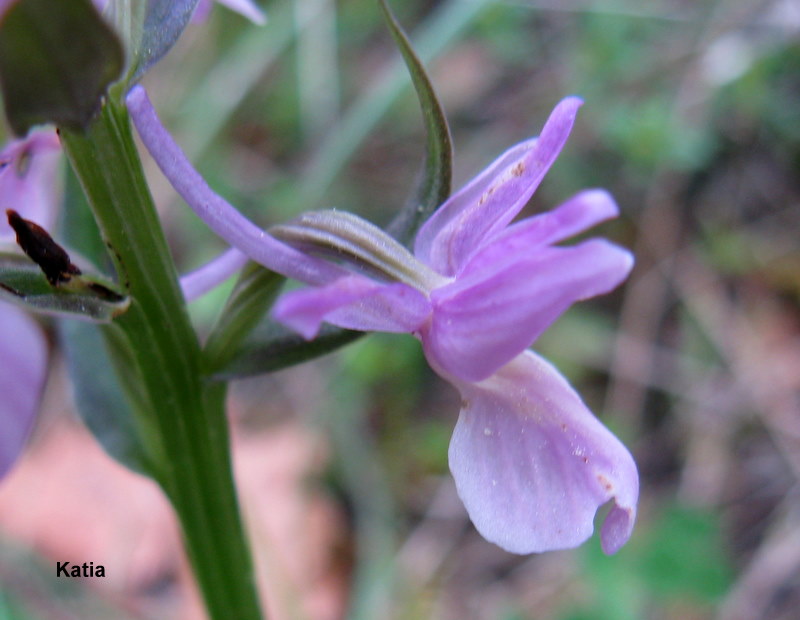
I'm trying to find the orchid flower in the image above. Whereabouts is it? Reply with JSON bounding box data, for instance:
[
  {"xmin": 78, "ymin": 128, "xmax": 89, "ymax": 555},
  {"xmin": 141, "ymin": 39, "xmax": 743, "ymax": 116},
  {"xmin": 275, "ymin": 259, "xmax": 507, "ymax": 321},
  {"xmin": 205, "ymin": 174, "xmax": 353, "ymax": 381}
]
[{"xmin": 127, "ymin": 85, "xmax": 639, "ymax": 554}]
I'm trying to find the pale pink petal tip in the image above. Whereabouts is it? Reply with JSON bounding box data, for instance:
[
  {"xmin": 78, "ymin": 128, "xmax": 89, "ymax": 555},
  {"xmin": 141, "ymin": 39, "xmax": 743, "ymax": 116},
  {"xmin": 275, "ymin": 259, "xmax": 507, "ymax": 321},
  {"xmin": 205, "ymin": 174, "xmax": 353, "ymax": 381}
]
[{"xmin": 601, "ymin": 503, "xmax": 636, "ymax": 555}]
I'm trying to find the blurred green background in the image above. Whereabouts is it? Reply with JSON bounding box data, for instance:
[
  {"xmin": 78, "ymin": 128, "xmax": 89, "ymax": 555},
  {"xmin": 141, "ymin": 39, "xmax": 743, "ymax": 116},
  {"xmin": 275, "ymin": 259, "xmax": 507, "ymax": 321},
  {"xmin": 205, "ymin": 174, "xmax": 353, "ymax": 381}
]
[{"xmin": 1, "ymin": 0, "xmax": 799, "ymax": 618}]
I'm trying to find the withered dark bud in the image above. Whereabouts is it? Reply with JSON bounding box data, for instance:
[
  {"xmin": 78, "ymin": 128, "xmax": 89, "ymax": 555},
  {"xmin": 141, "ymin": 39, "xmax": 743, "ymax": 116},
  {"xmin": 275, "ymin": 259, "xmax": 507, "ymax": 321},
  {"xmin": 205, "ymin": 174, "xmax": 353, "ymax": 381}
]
[{"xmin": 6, "ymin": 209, "xmax": 82, "ymax": 285}]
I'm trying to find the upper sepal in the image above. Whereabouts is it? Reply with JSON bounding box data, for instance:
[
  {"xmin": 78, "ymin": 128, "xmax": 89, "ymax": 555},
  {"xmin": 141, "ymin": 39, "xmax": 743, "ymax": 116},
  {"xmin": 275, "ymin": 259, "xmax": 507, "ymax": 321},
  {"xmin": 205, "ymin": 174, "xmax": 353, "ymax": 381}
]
[
  {"xmin": 420, "ymin": 188, "xmax": 632, "ymax": 383},
  {"xmin": 415, "ymin": 97, "xmax": 583, "ymax": 276}
]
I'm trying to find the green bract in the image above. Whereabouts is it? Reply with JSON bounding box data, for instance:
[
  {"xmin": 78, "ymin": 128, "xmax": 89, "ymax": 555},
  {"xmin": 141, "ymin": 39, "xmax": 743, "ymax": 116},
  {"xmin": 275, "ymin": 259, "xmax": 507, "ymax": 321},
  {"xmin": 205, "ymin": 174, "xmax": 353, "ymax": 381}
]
[{"xmin": 0, "ymin": 252, "xmax": 129, "ymax": 321}]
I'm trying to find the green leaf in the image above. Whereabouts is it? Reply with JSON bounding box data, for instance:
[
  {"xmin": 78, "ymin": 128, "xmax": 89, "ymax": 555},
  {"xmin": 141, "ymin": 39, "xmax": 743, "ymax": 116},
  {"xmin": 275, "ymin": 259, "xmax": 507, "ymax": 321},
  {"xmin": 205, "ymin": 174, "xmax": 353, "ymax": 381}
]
[
  {"xmin": 0, "ymin": 253, "xmax": 130, "ymax": 321},
  {"xmin": 203, "ymin": 262, "xmax": 286, "ymax": 374},
  {"xmin": 213, "ymin": 321, "xmax": 362, "ymax": 380},
  {"xmin": 0, "ymin": 0, "xmax": 124, "ymax": 135},
  {"xmin": 59, "ymin": 320, "xmax": 149, "ymax": 475},
  {"xmin": 378, "ymin": 0, "xmax": 453, "ymax": 245}
]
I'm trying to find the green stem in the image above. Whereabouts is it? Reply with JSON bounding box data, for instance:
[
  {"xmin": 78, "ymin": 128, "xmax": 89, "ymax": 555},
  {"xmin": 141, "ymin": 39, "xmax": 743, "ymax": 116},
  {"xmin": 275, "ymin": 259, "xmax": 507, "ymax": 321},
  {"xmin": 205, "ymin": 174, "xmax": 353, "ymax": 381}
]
[{"xmin": 61, "ymin": 100, "xmax": 263, "ymax": 620}]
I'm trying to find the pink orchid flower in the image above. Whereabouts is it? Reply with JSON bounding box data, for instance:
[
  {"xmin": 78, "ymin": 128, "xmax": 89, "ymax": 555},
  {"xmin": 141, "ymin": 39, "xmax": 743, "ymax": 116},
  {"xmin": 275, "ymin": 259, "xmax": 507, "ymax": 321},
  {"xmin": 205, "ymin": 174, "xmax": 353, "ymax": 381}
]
[{"xmin": 127, "ymin": 85, "xmax": 639, "ymax": 554}]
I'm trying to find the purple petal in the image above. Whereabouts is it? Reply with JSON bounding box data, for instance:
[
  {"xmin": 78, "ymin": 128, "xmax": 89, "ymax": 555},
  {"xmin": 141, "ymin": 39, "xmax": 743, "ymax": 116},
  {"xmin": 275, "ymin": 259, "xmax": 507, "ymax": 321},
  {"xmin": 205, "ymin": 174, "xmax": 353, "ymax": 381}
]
[
  {"xmin": 125, "ymin": 85, "xmax": 346, "ymax": 287},
  {"xmin": 0, "ymin": 304, "xmax": 47, "ymax": 479},
  {"xmin": 459, "ymin": 189, "xmax": 620, "ymax": 278},
  {"xmin": 0, "ymin": 131, "xmax": 61, "ymax": 241},
  {"xmin": 415, "ymin": 98, "xmax": 582, "ymax": 276},
  {"xmin": 273, "ymin": 276, "xmax": 431, "ymax": 339},
  {"xmin": 446, "ymin": 350, "xmax": 638, "ymax": 554},
  {"xmin": 179, "ymin": 247, "xmax": 248, "ymax": 302},
  {"xmin": 423, "ymin": 239, "xmax": 633, "ymax": 382}
]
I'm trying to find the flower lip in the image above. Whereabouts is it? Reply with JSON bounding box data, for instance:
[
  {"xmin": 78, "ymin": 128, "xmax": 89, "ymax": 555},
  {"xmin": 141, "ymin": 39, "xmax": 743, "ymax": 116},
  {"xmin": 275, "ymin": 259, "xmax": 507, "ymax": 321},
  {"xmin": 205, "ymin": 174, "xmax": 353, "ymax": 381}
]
[{"xmin": 447, "ymin": 350, "xmax": 638, "ymax": 554}]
